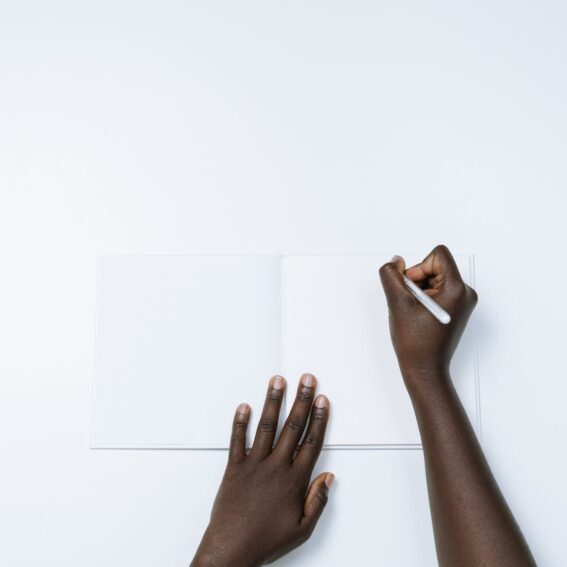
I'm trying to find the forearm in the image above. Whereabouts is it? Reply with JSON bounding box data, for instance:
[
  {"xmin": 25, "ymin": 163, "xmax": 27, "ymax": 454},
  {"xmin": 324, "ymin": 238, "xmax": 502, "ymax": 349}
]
[{"xmin": 406, "ymin": 370, "xmax": 535, "ymax": 567}]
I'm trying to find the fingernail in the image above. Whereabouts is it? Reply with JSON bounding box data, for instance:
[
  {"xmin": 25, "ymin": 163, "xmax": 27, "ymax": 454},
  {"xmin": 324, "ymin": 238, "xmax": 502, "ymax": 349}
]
[
  {"xmin": 237, "ymin": 403, "xmax": 250, "ymax": 416},
  {"xmin": 325, "ymin": 473, "xmax": 335, "ymax": 489},
  {"xmin": 272, "ymin": 376, "xmax": 284, "ymax": 390},
  {"xmin": 314, "ymin": 394, "xmax": 329, "ymax": 408},
  {"xmin": 301, "ymin": 373, "xmax": 316, "ymax": 387},
  {"xmin": 391, "ymin": 255, "xmax": 403, "ymax": 263}
]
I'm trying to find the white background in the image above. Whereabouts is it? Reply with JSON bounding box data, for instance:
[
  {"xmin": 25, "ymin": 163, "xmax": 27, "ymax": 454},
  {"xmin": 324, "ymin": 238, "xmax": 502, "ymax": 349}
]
[{"xmin": 1, "ymin": 1, "xmax": 566, "ymax": 565}]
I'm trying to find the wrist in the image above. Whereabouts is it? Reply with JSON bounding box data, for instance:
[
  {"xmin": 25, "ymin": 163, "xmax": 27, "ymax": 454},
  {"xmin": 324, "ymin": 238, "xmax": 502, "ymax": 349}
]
[
  {"xmin": 191, "ymin": 527, "xmax": 260, "ymax": 567},
  {"xmin": 191, "ymin": 547, "xmax": 232, "ymax": 567},
  {"xmin": 191, "ymin": 552, "xmax": 226, "ymax": 567},
  {"xmin": 192, "ymin": 547, "xmax": 250, "ymax": 567},
  {"xmin": 400, "ymin": 365, "xmax": 451, "ymax": 395}
]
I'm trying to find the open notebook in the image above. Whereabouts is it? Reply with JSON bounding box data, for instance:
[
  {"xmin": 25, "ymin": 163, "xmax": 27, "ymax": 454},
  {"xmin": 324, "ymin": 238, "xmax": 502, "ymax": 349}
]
[{"xmin": 91, "ymin": 255, "xmax": 479, "ymax": 449}]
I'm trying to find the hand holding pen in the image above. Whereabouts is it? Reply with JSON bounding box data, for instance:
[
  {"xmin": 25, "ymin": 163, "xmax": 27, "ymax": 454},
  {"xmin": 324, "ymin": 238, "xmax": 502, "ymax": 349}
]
[
  {"xmin": 379, "ymin": 246, "xmax": 534, "ymax": 567},
  {"xmin": 379, "ymin": 244, "xmax": 478, "ymax": 382}
]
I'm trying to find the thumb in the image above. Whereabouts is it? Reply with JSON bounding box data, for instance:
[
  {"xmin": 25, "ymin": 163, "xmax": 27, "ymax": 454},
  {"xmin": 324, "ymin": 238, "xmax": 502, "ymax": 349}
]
[
  {"xmin": 379, "ymin": 255, "xmax": 407, "ymax": 305},
  {"xmin": 301, "ymin": 473, "xmax": 334, "ymax": 533}
]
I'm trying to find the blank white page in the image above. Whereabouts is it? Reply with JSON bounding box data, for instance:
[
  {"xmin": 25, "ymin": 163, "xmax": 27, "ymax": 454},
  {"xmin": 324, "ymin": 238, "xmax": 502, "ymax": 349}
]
[
  {"xmin": 91, "ymin": 255, "xmax": 282, "ymax": 448},
  {"xmin": 92, "ymin": 254, "xmax": 478, "ymax": 449},
  {"xmin": 282, "ymin": 255, "xmax": 479, "ymax": 447}
]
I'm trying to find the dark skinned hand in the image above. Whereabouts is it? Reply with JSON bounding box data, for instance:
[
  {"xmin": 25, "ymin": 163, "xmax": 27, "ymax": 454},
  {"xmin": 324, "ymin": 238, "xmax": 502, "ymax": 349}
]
[
  {"xmin": 379, "ymin": 244, "xmax": 478, "ymax": 381},
  {"xmin": 191, "ymin": 373, "xmax": 334, "ymax": 567},
  {"xmin": 379, "ymin": 245, "xmax": 535, "ymax": 567}
]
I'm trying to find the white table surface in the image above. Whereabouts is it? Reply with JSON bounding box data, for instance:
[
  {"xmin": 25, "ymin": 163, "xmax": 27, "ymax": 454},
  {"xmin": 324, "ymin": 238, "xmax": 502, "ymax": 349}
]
[{"xmin": 1, "ymin": 2, "xmax": 566, "ymax": 565}]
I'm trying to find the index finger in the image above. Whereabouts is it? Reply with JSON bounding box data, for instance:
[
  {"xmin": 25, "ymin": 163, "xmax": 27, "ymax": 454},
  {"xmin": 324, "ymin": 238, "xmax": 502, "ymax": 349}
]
[{"xmin": 378, "ymin": 255, "xmax": 408, "ymax": 306}]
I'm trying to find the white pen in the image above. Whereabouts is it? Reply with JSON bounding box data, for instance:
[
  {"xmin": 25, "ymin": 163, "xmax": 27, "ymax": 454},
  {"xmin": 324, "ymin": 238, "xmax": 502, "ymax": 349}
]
[{"xmin": 403, "ymin": 275, "xmax": 451, "ymax": 325}]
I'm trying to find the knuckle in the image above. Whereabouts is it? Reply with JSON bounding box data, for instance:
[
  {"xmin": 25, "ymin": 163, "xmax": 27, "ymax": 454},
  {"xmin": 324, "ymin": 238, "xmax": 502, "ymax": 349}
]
[
  {"xmin": 315, "ymin": 488, "xmax": 329, "ymax": 507},
  {"xmin": 286, "ymin": 418, "xmax": 305, "ymax": 432},
  {"xmin": 453, "ymin": 281, "xmax": 467, "ymax": 297},
  {"xmin": 259, "ymin": 419, "xmax": 277, "ymax": 434},
  {"xmin": 467, "ymin": 286, "xmax": 479, "ymax": 304},
  {"xmin": 379, "ymin": 262, "xmax": 396, "ymax": 277},
  {"xmin": 298, "ymin": 525, "xmax": 312, "ymax": 543},
  {"xmin": 297, "ymin": 389, "xmax": 314, "ymax": 402},
  {"xmin": 304, "ymin": 434, "xmax": 321, "ymax": 448},
  {"xmin": 267, "ymin": 391, "xmax": 282, "ymax": 403},
  {"xmin": 230, "ymin": 433, "xmax": 243, "ymax": 446},
  {"xmin": 311, "ymin": 409, "xmax": 327, "ymax": 423}
]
